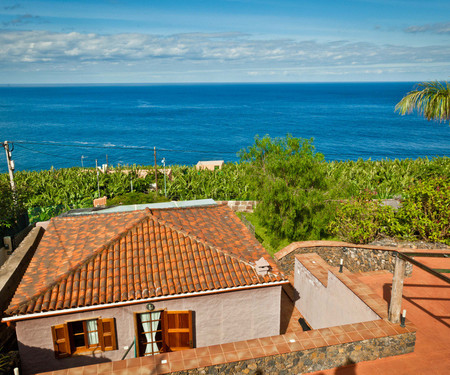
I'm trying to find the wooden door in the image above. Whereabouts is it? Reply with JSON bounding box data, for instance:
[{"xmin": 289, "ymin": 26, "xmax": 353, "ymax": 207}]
[{"xmin": 163, "ymin": 310, "xmax": 193, "ymax": 351}]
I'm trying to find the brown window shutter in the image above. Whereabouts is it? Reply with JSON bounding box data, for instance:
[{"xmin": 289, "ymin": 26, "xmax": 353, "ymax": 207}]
[
  {"xmin": 163, "ymin": 310, "xmax": 193, "ymax": 351},
  {"xmin": 51, "ymin": 324, "xmax": 71, "ymax": 358},
  {"xmin": 99, "ymin": 318, "xmax": 117, "ymax": 351}
]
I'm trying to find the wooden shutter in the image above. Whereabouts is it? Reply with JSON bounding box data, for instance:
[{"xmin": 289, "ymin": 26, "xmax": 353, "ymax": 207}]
[
  {"xmin": 163, "ymin": 310, "xmax": 193, "ymax": 351},
  {"xmin": 51, "ymin": 324, "xmax": 71, "ymax": 358},
  {"xmin": 99, "ymin": 318, "xmax": 117, "ymax": 351}
]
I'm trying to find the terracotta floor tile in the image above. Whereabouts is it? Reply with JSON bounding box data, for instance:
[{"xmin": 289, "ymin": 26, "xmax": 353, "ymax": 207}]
[
  {"xmin": 236, "ymin": 349, "xmax": 253, "ymax": 361},
  {"xmin": 335, "ymin": 332, "xmax": 352, "ymax": 344},
  {"xmin": 370, "ymin": 327, "xmax": 388, "ymax": 338},
  {"xmin": 196, "ymin": 355, "xmax": 213, "ymax": 367},
  {"xmin": 346, "ymin": 331, "xmax": 364, "ymax": 342},
  {"xmin": 311, "ymin": 337, "xmax": 328, "ymax": 348},
  {"xmin": 300, "ymin": 338, "xmax": 314, "ymax": 349},
  {"xmin": 287, "ymin": 340, "xmax": 304, "ymax": 351},
  {"xmin": 96, "ymin": 362, "xmax": 113, "ymax": 374},
  {"xmin": 276, "ymin": 342, "xmax": 291, "ymax": 354},
  {"xmin": 125, "ymin": 357, "xmax": 141, "ymax": 369},
  {"xmin": 233, "ymin": 340, "xmax": 249, "ymax": 350},
  {"xmin": 270, "ymin": 335, "xmax": 287, "ymax": 344},
  {"xmin": 166, "ymin": 350, "xmax": 183, "ymax": 362},
  {"xmin": 207, "ymin": 344, "xmax": 223, "ymax": 354},
  {"xmin": 307, "ymin": 329, "xmax": 322, "ymax": 339},
  {"xmin": 246, "ymin": 338, "xmax": 261, "ymax": 348},
  {"xmin": 249, "ymin": 346, "xmax": 265, "ymax": 358},
  {"xmin": 209, "ymin": 352, "xmax": 226, "ymax": 365},
  {"xmin": 82, "ymin": 365, "xmax": 98, "ymax": 375},
  {"xmin": 318, "ymin": 327, "xmax": 333, "ymax": 337},
  {"xmin": 221, "ymin": 342, "xmax": 236, "ymax": 353},
  {"xmin": 182, "ymin": 357, "xmax": 199, "ymax": 370},
  {"xmin": 194, "ymin": 346, "xmax": 210, "ymax": 357},
  {"xmin": 329, "ymin": 325, "xmax": 345, "ymax": 335},
  {"xmin": 168, "ymin": 360, "xmax": 185, "ymax": 373},
  {"xmin": 258, "ymin": 336, "xmax": 274, "ymax": 346},
  {"xmin": 359, "ymin": 329, "xmax": 375, "ymax": 340},
  {"xmin": 224, "ymin": 351, "xmax": 239, "ymax": 363},
  {"xmin": 362, "ymin": 320, "xmax": 378, "ymax": 329},
  {"xmin": 181, "ymin": 349, "xmax": 197, "ymax": 360},
  {"xmin": 262, "ymin": 344, "xmax": 278, "ymax": 356},
  {"xmin": 323, "ymin": 334, "xmax": 340, "ymax": 346}
]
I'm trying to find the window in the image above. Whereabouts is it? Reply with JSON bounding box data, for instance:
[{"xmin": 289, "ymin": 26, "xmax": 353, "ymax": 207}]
[
  {"xmin": 135, "ymin": 310, "xmax": 193, "ymax": 357},
  {"xmin": 51, "ymin": 318, "xmax": 117, "ymax": 358}
]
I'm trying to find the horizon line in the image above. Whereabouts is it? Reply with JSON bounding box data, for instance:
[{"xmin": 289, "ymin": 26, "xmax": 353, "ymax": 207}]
[{"xmin": 0, "ymin": 80, "xmax": 423, "ymax": 87}]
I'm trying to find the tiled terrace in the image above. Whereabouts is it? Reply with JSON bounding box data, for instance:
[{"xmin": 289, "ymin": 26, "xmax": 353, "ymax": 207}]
[
  {"xmin": 308, "ymin": 256, "xmax": 450, "ymax": 374},
  {"xmin": 39, "ymin": 256, "xmax": 417, "ymax": 375}
]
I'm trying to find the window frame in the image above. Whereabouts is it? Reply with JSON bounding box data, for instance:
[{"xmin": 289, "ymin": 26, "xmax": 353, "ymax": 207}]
[
  {"xmin": 51, "ymin": 317, "xmax": 117, "ymax": 358},
  {"xmin": 134, "ymin": 309, "xmax": 193, "ymax": 357},
  {"xmin": 134, "ymin": 310, "xmax": 166, "ymax": 357}
]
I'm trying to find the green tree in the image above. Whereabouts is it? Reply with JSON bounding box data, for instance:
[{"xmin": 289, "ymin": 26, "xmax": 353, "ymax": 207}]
[
  {"xmin": 239, "ymin": 134, "xmax": 334, "ymax": 242},
  {"xmin": 0, "ymin": 177, "xmax": 28, "ymax": 228},
  {"xmin": 395, "ymin": 81, "xmax": 450, "ymax": 124}
]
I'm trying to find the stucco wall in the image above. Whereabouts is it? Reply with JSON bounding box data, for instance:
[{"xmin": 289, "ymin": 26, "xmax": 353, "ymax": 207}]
[
  {"xmin": 294, "ymin": 259, "xmax": 379, "ymax": 329},
  {"xmin": 15, "ymin": 285, "xmax": 281, "ymax": 374}
]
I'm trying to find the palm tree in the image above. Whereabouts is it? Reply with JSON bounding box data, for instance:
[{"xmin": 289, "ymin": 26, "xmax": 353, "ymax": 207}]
[{"xmin": 395, "ymin": 81, "xmax": 450, "ymax": 124}]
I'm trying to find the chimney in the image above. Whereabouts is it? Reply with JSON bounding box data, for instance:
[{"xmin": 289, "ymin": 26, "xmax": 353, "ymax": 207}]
[
  {"xmin": 93, "ymin": 196, "xmax": 107, "ymax": 207},
  {"xmin": 255, "ymin": 257, "xmax": 271, "ymax": 276}
]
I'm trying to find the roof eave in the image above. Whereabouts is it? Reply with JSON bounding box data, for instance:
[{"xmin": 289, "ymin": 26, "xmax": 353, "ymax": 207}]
[{"xmin": 3, "ymin": 279, "xmax": 289, "ymax": 323}]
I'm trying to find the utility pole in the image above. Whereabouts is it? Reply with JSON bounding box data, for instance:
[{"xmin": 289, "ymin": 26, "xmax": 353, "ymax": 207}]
[
  {"xmin": 161, "ymin": 157, "xmax": 167, "ymax": 197},
  {"xmin": 3, "ymin": 141, "xmax": 17, "ymax": 199},
  {"xmin": 154, "ymin": 147, "xmax": 158, "ymax": 192},
  {"xmin": 95, "ymin": 159, "xmax": 100, "ymax": 197}
]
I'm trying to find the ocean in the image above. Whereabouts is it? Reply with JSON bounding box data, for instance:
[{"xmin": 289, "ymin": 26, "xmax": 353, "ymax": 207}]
[{"xmin": 0, "ymin": 83, "xmax": 449, "ymax": 173}]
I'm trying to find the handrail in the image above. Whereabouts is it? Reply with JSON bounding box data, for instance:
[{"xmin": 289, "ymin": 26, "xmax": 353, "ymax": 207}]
[
  {"xmin": 121, "ymin": 338, "xmax": 136, "ymax": 360},
  {"xmin": 397, "ymin": 251, "xmax": 450, "ymax": 283}
]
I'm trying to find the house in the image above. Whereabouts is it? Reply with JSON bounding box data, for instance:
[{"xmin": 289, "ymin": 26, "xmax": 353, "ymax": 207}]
[{"xmin": 2, "ymin": 203, "xmax": 288, "ymax": 374}]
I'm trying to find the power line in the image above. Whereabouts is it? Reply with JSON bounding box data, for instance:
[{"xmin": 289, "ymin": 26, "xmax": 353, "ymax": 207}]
[{"xmin": 14, "ymin": 143, "xmax": 80, "ymax": 161}]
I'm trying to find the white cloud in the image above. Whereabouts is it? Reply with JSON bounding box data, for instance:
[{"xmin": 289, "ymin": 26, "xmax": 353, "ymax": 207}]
[
  {"xmin": 404, "ymin": 22, "xmax": 450, "ymax": 35},
  {"xmin": 0, "ymin": 30, "xmax": 449, "ymax": 82}
]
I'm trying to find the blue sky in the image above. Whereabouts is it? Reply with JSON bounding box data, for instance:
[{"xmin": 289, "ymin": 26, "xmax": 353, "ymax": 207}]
[{"xmin": 0, "ymin": 0, "xmax": 449, "ymax": 83}]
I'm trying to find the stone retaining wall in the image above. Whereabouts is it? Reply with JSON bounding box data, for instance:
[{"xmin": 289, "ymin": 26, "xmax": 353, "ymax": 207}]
[
  {"xmin": 276, "ymin": 244, "xmax": 412, "ymax": 277},
  {"xmin": 172, "ymin": 333, "xmax": 415, "ymax": 375},
  {"xmin": 216, "ymin": 201, "xmax": 258, "ymax": 213}
]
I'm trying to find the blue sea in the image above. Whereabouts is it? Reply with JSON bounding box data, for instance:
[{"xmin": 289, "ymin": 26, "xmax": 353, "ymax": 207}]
[{"xmin": 1, "ymin": 83, "xmax": 449, "ymax": 173}]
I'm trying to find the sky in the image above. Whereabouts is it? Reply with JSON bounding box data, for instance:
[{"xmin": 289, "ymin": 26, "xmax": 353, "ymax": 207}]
[{"xmin": 0, "ymin": 0, "xmax": 449, "ymax": 83}]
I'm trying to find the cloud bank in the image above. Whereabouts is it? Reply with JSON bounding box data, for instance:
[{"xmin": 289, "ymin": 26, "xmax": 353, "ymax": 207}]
[
  {"xmin": 404, "ymin": 22, "xmax": 450, "ymax": 35},
  {"xmin": 0, "ymin": 30, "xmax": 449, "ymax": 82}
]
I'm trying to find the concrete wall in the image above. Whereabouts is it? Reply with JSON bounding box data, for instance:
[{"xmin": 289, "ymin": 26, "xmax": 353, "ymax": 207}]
[
  {"xmin": 15, "ymin": 285, "xmax": 281, "ymax": 374},
  {"xmin": 294, "ymin": 259, "xmax": 379, "ymax": 329},
  {"xmin": 0, "ymin": 227, "xmax": 44, "ymax": 315}
]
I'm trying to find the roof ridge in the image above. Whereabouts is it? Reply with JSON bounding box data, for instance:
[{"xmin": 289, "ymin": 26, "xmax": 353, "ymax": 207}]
[
  {"xmin": 148, "ymin": 203, "xmax": 225, "ymax": 213},
  {"xmin": 148, "ymin": 214, "xmax": 282, "ymax": 278},
  {"xmin": 10, "ymin": 210, "xmax": 151, "ymax": 312},
  {"xmin": 51, "ymin": 209, "xmax": 146, "ymax": 221}
]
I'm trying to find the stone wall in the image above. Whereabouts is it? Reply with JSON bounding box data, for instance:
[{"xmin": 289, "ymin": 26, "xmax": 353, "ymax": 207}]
[
  {"xmin": 172, "ymin": 333, "xmax": 415, "ymax": 375},
  {"xmin": 216, "ymin": 201, "xmax": 258, "ymax": 213},
  {"xmin": 276, "ymin": 245, "xmax": 412, "ymax": 277}
]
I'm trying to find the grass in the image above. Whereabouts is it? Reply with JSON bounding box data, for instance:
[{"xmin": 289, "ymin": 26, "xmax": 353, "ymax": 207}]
[{"xmin": 237, "ymin": 212, "xmax": 291, "ymax": 256}]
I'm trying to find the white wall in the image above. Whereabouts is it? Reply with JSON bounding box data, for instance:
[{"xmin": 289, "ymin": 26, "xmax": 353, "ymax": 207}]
[
  {"xmin": 294, "ymin": 258, "xmax": 379, "ymax": 329},
  {"xmin": 15, "ymin": 285, "xmax": 281, "ymax": 374}
]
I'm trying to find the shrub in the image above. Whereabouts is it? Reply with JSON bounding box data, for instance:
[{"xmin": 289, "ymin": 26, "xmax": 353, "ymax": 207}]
[
  {"xmin": 394, "ymin": 177, "xmax": 450, "ymax": 244},
  {"xmin": 240, "ymin": 134, "xmax": 334, "ymax": 241},
  {"xmin": 329, "ymin": 190, "xmax": 396, "ymax": 244}
]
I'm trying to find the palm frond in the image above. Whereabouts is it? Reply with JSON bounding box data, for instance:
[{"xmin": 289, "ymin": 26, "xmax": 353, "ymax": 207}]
[{"xmin": 395, "ymin": 81, "xmax": 450, "ymax": 124}]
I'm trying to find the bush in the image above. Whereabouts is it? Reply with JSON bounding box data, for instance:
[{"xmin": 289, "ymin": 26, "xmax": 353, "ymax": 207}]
[
  {"xmin": 394, "ymin": 177, "xmax": 450, "ymax": 244},
  {"xmin": 329, "ymin": 190, "xmax": 396, "ymax": 244},
  {"xmin": 240, "ymin": 134, "xmax": 334, "ymax": 241}
]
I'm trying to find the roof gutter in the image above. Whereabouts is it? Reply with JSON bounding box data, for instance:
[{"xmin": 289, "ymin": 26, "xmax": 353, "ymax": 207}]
[{"xmin": 2, "ymin": 280, "xmax": 289, "ymax": 323}]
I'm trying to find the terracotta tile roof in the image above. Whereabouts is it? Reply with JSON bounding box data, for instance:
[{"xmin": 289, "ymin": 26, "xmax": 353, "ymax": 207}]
[{"xmin": 6, "ymin": 204, "xmax": 286, "ymax": 317}]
